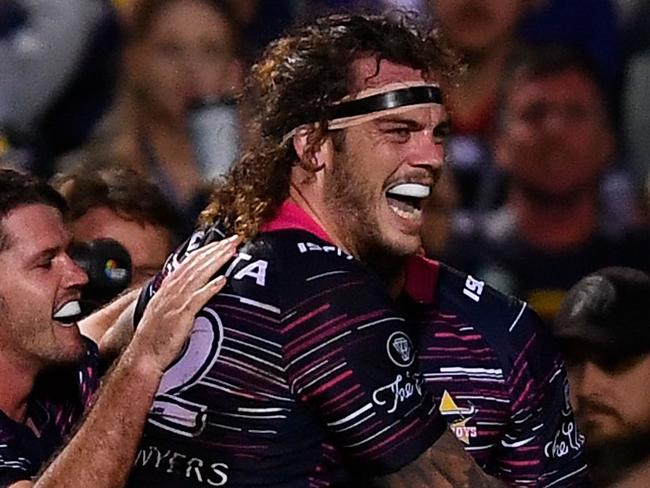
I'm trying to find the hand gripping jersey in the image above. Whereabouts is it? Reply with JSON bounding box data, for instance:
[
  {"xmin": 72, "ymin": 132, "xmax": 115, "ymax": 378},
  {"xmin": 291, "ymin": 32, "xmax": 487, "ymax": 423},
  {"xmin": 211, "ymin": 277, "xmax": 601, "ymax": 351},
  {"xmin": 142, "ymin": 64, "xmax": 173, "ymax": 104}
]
[
  {"xmin": 404, "ymin": 257, "xmax": 589, "ymax": 486},
  {"xmin": 0, "ymin": 338, "xmax": 100, "ymax": 486},
  {"xmin": 130, "ymin": 203, "xmax": 446, "ymax": 487}
]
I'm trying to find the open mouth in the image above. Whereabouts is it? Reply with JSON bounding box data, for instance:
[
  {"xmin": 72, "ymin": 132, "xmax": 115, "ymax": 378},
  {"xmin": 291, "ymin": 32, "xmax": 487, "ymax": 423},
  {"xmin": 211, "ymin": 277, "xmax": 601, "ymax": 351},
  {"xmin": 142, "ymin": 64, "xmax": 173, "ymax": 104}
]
[
  {"xmin": 385, "ymin": 183, "xmax": 431, "ymax": 221},
  {"xmin": 52, "ymin": 300, "xmax": 82, "ymax": 326}
]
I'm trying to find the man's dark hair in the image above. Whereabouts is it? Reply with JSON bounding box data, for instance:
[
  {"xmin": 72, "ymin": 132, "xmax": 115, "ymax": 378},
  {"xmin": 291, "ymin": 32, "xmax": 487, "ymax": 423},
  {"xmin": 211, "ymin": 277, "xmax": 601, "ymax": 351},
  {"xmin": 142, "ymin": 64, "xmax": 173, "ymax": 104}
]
[
  {"xmin": 0, "ymin": 169, "xmax": 68, "ymax": 251},
  {"xmin": 51, "ymin": 166, "xmax": 180, "ymax": 235},
  {"xmin": 497, "ymin": 42, "xmax": 613, "ymax": 131},
  {"xmin": 200, "ymin": 12, "xmax": 462, "ymax": 237}
]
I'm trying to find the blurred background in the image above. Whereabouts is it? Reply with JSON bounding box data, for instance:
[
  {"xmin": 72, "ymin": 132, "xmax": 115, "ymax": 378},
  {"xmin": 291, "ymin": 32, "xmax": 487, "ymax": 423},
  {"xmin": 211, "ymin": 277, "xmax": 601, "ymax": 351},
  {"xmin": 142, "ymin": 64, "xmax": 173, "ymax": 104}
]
[{"xmin": 2, "ymin": 0, "xmax": 650, "ymax": 323}]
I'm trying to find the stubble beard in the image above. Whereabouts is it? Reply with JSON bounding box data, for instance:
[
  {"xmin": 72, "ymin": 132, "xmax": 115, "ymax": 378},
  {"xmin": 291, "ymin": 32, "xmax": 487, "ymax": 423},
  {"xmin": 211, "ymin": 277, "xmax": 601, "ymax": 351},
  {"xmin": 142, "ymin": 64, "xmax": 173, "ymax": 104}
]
[
  {"xmin": 586, "ymin": 428, "xmax": 650, "ymax": 485},
  {"xmin": 325, "ymin": 151, "xmax": 408, "ymax": 282},
  {"xmin": 0, "ymin": 298, "xmax": 84, "ymax": 369}
]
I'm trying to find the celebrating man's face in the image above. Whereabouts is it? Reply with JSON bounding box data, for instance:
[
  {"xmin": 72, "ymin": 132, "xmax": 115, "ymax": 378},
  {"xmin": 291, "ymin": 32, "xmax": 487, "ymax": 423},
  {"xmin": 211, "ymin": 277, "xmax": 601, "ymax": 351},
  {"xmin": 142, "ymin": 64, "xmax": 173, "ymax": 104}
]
[
  {"xmin": 322, "ymin": 58, "xmax": 449, "ymax": 263},
  {"xmin": 0, "ymin": 204, "xmax": 88, "ymax": 368}
]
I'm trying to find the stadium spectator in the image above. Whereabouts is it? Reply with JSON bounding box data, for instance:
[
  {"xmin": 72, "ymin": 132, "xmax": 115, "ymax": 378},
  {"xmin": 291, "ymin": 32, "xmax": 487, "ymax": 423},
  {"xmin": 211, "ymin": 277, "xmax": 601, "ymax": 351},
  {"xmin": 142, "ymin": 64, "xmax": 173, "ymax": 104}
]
[
  {"xmin": 427, "ymin": 0, "xmax": 529, "ymax": 212},
  {"xmin": 0, "ymin": 169, "xmax": 237, "ymax": 487},
  {"xmin": 78, "ymin": 0, "xmax": 244, "ymax": 223},
  {"xmin": 449, "ymin": 43, "xmax": 650, "ymax": 323},
  {"xmin": 428, "ymin": 0, "xmax": 623, "ymax": 213},
  {"xmin": 553, "ymin": 267, "xmax": 650, "ymax": 487}
]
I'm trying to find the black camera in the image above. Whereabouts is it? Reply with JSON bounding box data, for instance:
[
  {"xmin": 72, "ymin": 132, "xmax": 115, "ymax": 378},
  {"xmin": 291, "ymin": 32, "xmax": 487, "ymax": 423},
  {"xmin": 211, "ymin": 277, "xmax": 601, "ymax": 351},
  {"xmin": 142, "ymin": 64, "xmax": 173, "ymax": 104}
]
[{"xmin": 69, "ymin": 239, "xmax": 132, "ymax": 316}]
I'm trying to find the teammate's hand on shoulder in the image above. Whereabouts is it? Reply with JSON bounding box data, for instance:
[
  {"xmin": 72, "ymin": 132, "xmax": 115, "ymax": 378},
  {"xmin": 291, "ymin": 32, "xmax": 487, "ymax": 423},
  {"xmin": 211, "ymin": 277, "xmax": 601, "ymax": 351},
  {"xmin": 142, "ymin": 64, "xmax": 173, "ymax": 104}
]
[{"xmin": 129, "ymin": 235, "xmax": 241, "ymax": 374}]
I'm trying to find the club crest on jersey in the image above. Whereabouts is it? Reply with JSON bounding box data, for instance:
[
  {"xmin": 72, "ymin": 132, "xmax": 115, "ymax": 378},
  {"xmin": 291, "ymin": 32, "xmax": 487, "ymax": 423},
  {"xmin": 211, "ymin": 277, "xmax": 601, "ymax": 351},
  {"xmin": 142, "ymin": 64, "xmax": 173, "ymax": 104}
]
[
  {"xmin": 439, "ymin": 390, "xmax": 478, "ymax": 445},
  {"xmin": 387, "ymin": 331, "xmax": 415, "ymax": 367}
]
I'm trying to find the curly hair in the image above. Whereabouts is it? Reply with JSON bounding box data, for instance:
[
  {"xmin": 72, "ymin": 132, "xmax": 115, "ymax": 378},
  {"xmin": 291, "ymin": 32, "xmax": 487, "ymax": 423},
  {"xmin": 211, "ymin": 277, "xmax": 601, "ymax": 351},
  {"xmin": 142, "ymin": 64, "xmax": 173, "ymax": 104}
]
[{"xmin": 200, "ymin": 12, "xmax": 462, "ymax": 238}]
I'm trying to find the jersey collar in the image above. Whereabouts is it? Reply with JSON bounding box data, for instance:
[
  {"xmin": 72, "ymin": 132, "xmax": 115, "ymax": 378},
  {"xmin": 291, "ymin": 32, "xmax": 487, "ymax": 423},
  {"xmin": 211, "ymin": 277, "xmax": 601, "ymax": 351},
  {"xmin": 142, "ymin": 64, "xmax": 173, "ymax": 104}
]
[{"xmin": 263, "ymin": 199, "xmax": 439, "ymax": 304}]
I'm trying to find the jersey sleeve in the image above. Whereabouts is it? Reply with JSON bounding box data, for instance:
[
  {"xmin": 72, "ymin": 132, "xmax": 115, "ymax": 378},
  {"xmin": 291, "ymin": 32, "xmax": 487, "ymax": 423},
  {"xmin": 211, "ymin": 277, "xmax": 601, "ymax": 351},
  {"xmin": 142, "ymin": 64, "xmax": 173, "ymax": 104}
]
[
  {"xmin": 134, "ymin": 227, "xmax": 222, "ymax": 326},
  {"xmin": 282, "ymin": 248, "xmax": 446, "ymax": 476},
  {"xmin": 497, "ymin": 306, "xmax": 588, "ymax": 486},
  {"xmin": 0, "ymin": 446, "xmax": 33, "ymax": 487}
]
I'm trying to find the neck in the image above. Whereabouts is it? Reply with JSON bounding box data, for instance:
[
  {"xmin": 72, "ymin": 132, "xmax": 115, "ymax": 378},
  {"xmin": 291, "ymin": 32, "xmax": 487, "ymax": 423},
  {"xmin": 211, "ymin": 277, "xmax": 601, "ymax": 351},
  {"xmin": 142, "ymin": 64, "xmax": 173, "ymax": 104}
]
[
  {"xmin": 509, "ymin": 186, "xmax": 599, "ymax": 251},
  {"xmin": 0, "ymin": 348, "xmax": 40, "ymax": 424},
  {"xmin": 289, "ymin": 184, "xmax": 355, "ymax": 256},
  {"xmin": 288, "ymin": 187, "xmax": 407, "ymax": 299}
]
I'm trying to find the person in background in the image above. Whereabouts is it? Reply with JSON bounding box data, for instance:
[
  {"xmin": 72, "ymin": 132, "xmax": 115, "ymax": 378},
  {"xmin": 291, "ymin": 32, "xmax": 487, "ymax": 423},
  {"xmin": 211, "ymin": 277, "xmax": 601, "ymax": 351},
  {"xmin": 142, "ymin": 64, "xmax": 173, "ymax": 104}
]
[
  {"xmin": 52, "ymin": 166, "xmax": 180, "ymax": 287},
  {"xmin": 449, "ymin": 43, "xmax": 649, "ymax": 323},
  {"xmin": 75, "ymin": 0, "xmax": 244, "ymax": 223},
  {"xmin": 0, "ymin": 168, "xmax": 238, "ymax": 487},
  {"xmin": 0, "ymin": 0, "xmax": 120, "ymax": 175},
  {"xmin": 553, "ymin": 267, "xmax": 650, "ymax": 487},
  {"xmin": 427, "ymin": 0, "xmax": 530, "ymax": 213}
]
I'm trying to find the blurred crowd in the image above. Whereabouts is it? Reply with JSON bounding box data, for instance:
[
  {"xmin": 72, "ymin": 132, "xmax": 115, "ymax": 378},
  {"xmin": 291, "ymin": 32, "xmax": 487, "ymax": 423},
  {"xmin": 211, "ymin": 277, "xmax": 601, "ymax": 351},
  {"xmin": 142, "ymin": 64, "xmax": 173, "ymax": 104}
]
[{"xmin": 2, "ymin": 1, "xmax": 650, "ymax": 486}]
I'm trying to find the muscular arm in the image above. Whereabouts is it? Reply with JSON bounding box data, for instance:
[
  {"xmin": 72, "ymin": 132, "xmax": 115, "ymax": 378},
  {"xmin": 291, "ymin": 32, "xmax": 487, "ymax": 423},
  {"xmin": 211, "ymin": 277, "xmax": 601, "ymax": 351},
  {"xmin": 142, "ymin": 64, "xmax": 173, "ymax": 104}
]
[
  {"xmin": 9, "ymin": 236, "xmax": 240, "ymax": 488},
  {"xmin": 373, "ymin": 430, "xmax": 508, "ymax": 488}
]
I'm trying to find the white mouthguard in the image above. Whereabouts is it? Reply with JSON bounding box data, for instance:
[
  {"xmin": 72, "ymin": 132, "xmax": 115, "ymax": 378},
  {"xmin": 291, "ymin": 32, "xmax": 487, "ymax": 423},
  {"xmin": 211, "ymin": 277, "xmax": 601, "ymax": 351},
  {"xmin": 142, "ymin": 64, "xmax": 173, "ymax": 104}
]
[
  {"xmin": 53, "ymin": 300, "xmax": 81, "ymax": 325},
  {"xmin": 387, "ymin": 183, "xmax": 431, "ymax": 199}
]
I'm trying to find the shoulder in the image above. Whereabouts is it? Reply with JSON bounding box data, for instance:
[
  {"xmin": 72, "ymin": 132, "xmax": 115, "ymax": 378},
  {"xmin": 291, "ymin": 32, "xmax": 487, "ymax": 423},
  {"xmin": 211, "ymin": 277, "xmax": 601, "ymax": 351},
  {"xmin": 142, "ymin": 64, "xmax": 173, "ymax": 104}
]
[
  {"xmin": 436, "ymin": 263, "xmax": 535, "ymax": 335},
  {"xmin": 435, "ymin": 263, "xmax": 551, "ymax": 371},
  {"xmin": 223, "ymin": 229, "xmax": 384, "ymax": 311}
]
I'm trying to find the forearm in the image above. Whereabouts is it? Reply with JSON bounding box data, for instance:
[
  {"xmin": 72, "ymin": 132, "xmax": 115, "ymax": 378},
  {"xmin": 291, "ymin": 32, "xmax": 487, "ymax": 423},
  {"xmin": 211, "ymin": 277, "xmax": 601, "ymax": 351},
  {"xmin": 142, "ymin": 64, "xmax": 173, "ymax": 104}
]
[
  {"xmin": 373, "ymin": 430, "xmax": 509, "ymax": 488},
  {"xmin": 34, "ymin": 350, "xmax": 162, "ymax": 488},
  {"xmin": 79, "ymin": 287, "xmax": 139, "ymax": 344}
]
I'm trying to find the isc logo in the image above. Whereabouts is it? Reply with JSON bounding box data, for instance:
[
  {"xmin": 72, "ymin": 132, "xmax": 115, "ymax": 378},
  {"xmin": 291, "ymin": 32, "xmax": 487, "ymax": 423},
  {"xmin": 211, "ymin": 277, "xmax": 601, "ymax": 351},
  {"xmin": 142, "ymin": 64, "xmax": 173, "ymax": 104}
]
[{"xmin": 463, "ymin": 275, "xmax": 484, "ymax": 302}]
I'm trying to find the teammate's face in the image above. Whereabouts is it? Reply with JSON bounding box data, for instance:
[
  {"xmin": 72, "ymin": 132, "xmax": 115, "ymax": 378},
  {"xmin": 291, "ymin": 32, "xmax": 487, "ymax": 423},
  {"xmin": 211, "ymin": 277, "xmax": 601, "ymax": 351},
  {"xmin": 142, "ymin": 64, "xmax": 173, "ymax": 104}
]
[
  {"xmin": 496, "ymin": 68, "xmax": 614, "ymax": 199},
  {"xmin": 0, "ymin": 205, "xmax": 88, "ymax": 368},
  {"xmin": 324, "ymin": 59, "xmax": 449, "ymax": 262},
  {"xmin": 433, "ymin": 0, "xmax": 527, "ymax": 55},
  {"xmin": 128, "ymin": 0, "xmax": 240, "ymax": 123},
  {"xmin": 566, "ymin": 353, "xmax": 650, "ymax": 448},
  {"xmin": 71, "ymin": 206, "xmax": 173, "ymax": 286}
]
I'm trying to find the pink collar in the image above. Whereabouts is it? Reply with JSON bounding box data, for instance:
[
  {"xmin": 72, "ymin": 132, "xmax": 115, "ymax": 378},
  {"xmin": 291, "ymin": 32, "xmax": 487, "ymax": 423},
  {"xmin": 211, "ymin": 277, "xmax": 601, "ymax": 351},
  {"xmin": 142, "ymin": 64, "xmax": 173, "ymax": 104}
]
[
  {"xmin": 261, "ymin": 200, "xmax": 332, "ymax": 242},
  {"xmin": 262, "ymin": 200, "xmax": 438, "ymax": 304}
]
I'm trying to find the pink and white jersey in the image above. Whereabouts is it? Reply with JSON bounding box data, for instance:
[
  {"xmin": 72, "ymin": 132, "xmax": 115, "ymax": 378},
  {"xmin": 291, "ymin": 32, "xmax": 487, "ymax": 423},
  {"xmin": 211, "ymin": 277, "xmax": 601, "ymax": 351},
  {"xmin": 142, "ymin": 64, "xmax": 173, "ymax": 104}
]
[
  {"xmin": 405, "ymin": 257, "xmax": 588, "ymax": 486},
  {"xmin": 131, "ymin": 202, "xmax": 446, "ymax": 487}
]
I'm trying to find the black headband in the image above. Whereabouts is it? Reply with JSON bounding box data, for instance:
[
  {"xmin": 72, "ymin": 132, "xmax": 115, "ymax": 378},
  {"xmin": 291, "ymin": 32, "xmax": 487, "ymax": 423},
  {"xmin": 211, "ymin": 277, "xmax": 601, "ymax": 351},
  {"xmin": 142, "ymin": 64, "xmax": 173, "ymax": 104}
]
[{"xmin": 328, "ymin": 85, "xmax": 443, "ymax": 120}]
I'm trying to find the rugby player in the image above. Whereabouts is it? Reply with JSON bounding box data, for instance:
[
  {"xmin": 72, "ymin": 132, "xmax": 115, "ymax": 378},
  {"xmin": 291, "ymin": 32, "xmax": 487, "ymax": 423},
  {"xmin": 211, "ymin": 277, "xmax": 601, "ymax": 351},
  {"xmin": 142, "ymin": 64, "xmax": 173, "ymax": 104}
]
[
  {"xmin": 132, "ymin": 13, "xmax": 586, "ymax": 487},
  {"xmin": 0, "ymin": 169, "xmax": 238, "ymax": 487}
]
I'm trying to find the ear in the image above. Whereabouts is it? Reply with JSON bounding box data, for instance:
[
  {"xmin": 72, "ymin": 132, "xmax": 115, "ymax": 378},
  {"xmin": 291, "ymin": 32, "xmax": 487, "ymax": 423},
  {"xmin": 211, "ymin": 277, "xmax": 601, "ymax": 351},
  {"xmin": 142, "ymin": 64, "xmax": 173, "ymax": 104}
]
[{"xmin": 292, "ymin": 127, "xmax": 333, "ymax": 173}]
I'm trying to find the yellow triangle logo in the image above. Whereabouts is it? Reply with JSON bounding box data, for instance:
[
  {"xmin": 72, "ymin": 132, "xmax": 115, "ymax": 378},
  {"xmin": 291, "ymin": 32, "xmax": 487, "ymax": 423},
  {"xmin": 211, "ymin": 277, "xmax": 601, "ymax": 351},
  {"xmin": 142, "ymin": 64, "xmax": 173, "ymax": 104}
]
[{"xmin": 439, "ymin": 390, "xmax": 460, "ymax": 414}]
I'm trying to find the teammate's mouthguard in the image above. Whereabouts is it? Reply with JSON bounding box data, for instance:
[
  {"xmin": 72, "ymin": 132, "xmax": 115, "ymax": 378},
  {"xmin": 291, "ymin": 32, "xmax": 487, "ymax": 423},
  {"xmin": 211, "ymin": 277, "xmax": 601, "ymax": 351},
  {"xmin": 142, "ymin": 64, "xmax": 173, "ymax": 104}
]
[{"xmin": 53, "ymin": 300, "xmax": 82, "ymax": 325}]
